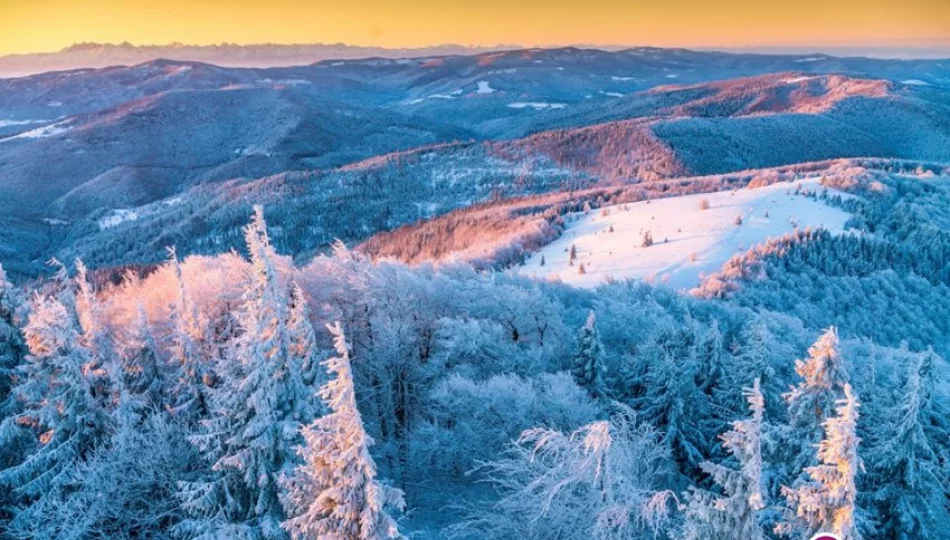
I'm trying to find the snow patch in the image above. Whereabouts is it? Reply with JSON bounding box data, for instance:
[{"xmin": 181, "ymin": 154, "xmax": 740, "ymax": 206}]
[
  {"xmin": 611, "ymin": 76, "xmax": 638, "ymax": 82},
  {"xmin": 605, "ymin": 92, "xmax": 624, "ymax": 98},
  {"xmin": 0, "ymin": 120, "xmax": 72, "ymax": 142},
  {"xmin": 901, "ymin": 79, "xmax": 929, "ymax": 86},
  {"xmin": 519, "ymin": 179, "xmax": 852, "ymax": 290},
  {"xmin": 476, "ymin": 80, "xmax": 496, "ymax": 94},
  {"xmin": 98, "ymin": 209, "xmax": 139, "ymax": 230},
  {"xmin": 508, "ymin": 102, "xmax": 567, "ymax": 110},
  {"xmin": 0, "ymin": 119, "xmax": 49, "ymax": 128}
]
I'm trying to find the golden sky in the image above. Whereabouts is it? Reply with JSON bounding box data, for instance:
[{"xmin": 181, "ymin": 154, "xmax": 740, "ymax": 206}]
[{"xmin": 1, "ymin": 0, "xmax": 948, "ymax": 55}]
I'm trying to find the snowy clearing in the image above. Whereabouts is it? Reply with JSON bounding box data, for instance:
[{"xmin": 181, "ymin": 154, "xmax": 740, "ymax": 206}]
[{"xmin": 518, "ymin": 179, "xmax": 853, "ymax": 290}]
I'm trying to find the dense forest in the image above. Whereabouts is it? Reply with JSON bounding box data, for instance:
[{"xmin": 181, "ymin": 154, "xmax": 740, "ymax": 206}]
[{"xmin": 1, "ymin": 186, "xmax": 948, "ymax": 538}]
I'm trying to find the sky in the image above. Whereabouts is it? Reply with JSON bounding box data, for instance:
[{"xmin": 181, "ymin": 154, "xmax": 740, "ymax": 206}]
[{"xmin": 1, "ymin": 0, "xmax": 949, "ymax": 56}]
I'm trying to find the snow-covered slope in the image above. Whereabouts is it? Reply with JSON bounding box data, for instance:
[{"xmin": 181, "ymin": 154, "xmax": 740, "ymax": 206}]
[{"xmin": 518, "ymin": 179, "xmax": 853, "ymax": 290}]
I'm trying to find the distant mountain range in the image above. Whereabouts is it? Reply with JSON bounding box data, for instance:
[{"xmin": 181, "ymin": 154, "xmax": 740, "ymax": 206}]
[
  {"xmin": 0, "ymin": 42, "xmax": 518, "ymax": 78},
  {"xmin": 3, "ymin": 41, "xmax": 949, "ymax": 79}
]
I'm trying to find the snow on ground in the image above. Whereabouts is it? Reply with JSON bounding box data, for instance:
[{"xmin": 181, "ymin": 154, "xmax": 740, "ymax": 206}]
[
  {"xmin": 98, "ymin": 209, "xmax": 139, "ymax": 230},
  {"xmin": 0, "ymin": 120, "xmax": 72, "ymax": 142},
  {"xmin": 508, "ymin": 102, "xmax": 567, "ymax": 110},
  {"xmin": 0, "ymin": 119, "xmax": 50, "ymax": 128},
  {"xmin": 611, "ymin": 76, "xmax": 638, "ymax": 82},
  {"xmin": 901, "ymin": 79, "xmax": 929, "ymax": 86},
  {"xmin": 518, "ymin": 179, "xmax": 853, "ymax": 290},
  {"xmin": 785, "ymin": 76, "xmax": 817, "ymax": 84},
  {"xmin": 476, "ymin": 80, "xmax": 495, "ymax": 94}
]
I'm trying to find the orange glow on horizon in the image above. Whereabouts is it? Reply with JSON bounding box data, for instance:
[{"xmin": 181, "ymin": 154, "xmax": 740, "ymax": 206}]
[{"xmin": 1, "ymin": 0, "xmax": 948, "ymax": 56}]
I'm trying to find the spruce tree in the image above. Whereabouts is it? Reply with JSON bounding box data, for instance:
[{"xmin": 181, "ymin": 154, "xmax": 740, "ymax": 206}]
[
  {"xmin": 288, "ymin": 282, "xmax": 321, "ymax": 389},
  {"xmin": 0, "ymin": 263, "xmax": 25, "ymax": 414},
  {"xmin": 571, "ymin": 311, "xmax": 606, "ymax": 397},
  {"xmin": 0, "ymin": 288, "xmax": 114, "ymax": 533},
  {"xmin": 682, "ymin": 379, "xmax": 768, "ymax": 540},
  {"xmin": 784, "ymin": 327, "xmax": 848, "ymax": 473},
  {"xmin": 0, "ymin": 263, "xmax": 26, "ymax": 526},
  {"xmin": 636, "ymin": 349, "xmax": 708, "ymax": 471},
  {"xmin": 866, "ymin": 349, "xmax": 947, "ymax": 539},
  {"xmin": 118, "ymin": 303, "xmax": 164, "ymax": 410},
  {"xmin": 780, "ymin": 384, "xmax": 863, "ymax": 540},
  {"xmin": 179, "ymin": 207, "xmax": 313, "ymax": 539},
  {"xmin": 281, "ymin": 322, "xmax": 405, "ymax": 540},
  {"xmin": 166, "ymin": 246, "xmax": 209, "ymax": 421}
]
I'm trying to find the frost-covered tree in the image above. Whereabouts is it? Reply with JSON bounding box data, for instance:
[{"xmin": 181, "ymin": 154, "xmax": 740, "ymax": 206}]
[
  {"xmin": 166, "ymin": 246, "xmax": 209, "ymax": 421},
  {"xmin": 74, "ymin": 259, "xmax": 113, "ymax": 375},
  {"xmin": 726, "ymin": 322, "xmax": 776, "ymax": 401},
  {"xmin": 681, "ymin": 379, "xmax": 767, "ymax": 540},
  {"xmin": 118, "ymin": 303, "xmax": 164, "ymax": 410},
  {"xmin": 8, "ymin": 410, "xmax": 195, "ymax": 539},
  {"xmin": 865, "ymin": 349, "xmax": 947, "ymax": 539},
  {"xmin": 288, "ymin": 282, "xmax": 322, "ymax": 389},
  {"xmin": 779, "ymin": 384, "xmax": 863, "ymax": 540},
  {"xmin": 179, "ymin": 207, "xmax": 313, "ymax": 539},
  {"xmin": 694, "ymin": 320, "xmax": 725, "ymax": 396},
  {"xmin": 635, "ymin": 348, "xmax": 709, "ymax": 472},
  {"xmin": 784, "ymin": 326, "xmax": 848, "ymax": 472},
  {"xmin": 0, "ymin": 263, "xmax": 26, "ymax": 526},
  {"xmin": 281, "ymin": 322, "xmax": 405, "ymax": 540},
  {"xmin": 449, "ymin": 408, "xmax": 675, "ymax": 540},
  {"xmin": 571, "ymin": 310, "xmax": 606, "ymax": 397},
  {"xmin": 0, "ymin": 263, "xmax": 24, "ymax": 407},
  {"xmin": 0, "ymin": 290, "xmax": 114, "ymax": 533}
]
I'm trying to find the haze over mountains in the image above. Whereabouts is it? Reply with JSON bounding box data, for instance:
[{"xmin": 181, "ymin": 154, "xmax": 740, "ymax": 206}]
[{"xmin": 0, "ymin": 42, "xmax": 518, "ymax": 78}]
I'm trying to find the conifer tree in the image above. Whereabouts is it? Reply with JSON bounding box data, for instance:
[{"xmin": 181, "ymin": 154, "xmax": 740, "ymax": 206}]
[
  {"xmin": 119, "ymin": 303, "xmax": 164, "ymax": 410},
  {"xmin": 288, "ymin": 282, "xmax": 321, "ymax": 389},
  {"xmin": 0, "ymin": 263, "xmax": 25, "ymax": 413},
  {"xmin": 179, "ymin": 207, "xmax": 313, "ymax": 539},
  {"xmin": 571, "ymin": 311, "xmax": 606, "ymax": 398},
  {"xmin": 0, "ymin": 289, "xmax": 114, "ymax": 533},
  {"xmin": 694, "ymin": 320, "xmax": 725, "ymax": 396},
  {"xmin": 282, "ymin": 322, "xmax": 405, "ymax": 540},
  {"xmin": 682, "ymin": 379, "xmax": 768, "ymax": 540},
  {"xmin": 166, "ymin": 246, "xmax": 209, "ymax": 421},
  {"xmin": 780, "ymin": 384, "xmax": 863, "ymax": 540},
  {"xmin": 0, "ymin": 263, "xmax": 26, "ymax": 526},
  {"xmin": 728, "ymin": 322, "xmax": 775, "ymax": 397},
  {"xmin": 636, "ymin": 349, "xmax": 708, "ymax": 471},
  {"xmin": 866, "ymin": 349, "xmax": 947, "ymax": 539},
  {"xmin": 784, "ymin": 327, "xmax": 848, "ymax": 472}
]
